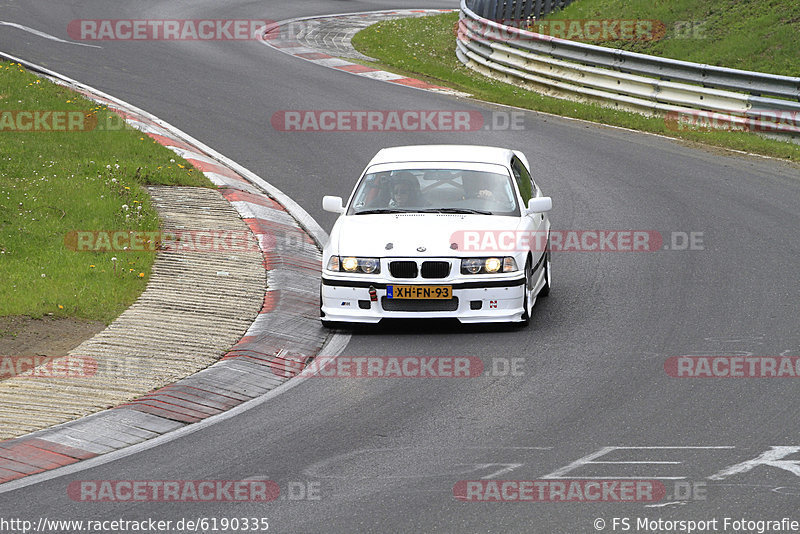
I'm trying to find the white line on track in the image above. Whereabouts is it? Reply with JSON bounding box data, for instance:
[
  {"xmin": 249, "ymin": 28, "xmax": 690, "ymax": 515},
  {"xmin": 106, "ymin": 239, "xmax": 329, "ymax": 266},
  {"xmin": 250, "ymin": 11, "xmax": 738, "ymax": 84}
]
[
  {"xmin": 0, "ymin": 21, "xmax": 102, "ymax": 48},
  {"xmin": 0, "ymin": 333, "xmax": 350, "ymax": 495},
  {"xmin": 0, "ymin": 50, "xmax": 350, "ymax": 493}
]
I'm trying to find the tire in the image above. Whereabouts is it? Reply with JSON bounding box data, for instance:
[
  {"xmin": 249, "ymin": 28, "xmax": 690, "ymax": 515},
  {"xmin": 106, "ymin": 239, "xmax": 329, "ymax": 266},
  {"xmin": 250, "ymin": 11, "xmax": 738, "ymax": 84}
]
[
  {"xmin": 319, "ymin": 286, "xmax": 331, "ymax": 327},
  {"xmin": 538, "ymin": 251, "xmax": 551, "ymax": 297},
  {"xmin": 520, "ymin": 259, "xmax": 533, "ymax": 327}
]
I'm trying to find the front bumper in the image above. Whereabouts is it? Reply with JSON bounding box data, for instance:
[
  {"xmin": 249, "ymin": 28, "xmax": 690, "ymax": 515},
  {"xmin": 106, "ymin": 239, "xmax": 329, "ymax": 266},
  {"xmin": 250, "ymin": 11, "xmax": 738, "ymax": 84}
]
[{"xmin": 320, "ymin": 275, "xmax": 526, "ymax": 324}]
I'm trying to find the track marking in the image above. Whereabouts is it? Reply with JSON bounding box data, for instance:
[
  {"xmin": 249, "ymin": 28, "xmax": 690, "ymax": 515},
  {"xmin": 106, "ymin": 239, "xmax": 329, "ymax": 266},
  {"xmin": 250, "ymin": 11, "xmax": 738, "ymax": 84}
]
[
  {"xmin": 0, "ymin": 21, "xmax": 101, "ymax": 48},
  {"xmin": 0, "ymin": 51, "xmax": 350, "ymax": 493},
  {"xmin": 645, "ymin": 501, "xmax": 688, "ymax": 508},
  {"xmin": 543, "ymin": 446, "xmax": 736, "ymax": 480},
  {"xmin": 478, "ymin": 463, "xmax": 523, "ymax": 479},
  {"xmin": 709, "ymin": 446, "xmax": 800, "ymax": 480},
  {"xmin": 0, "ymin": 332, "xmax": 349, "ymax": 495}
]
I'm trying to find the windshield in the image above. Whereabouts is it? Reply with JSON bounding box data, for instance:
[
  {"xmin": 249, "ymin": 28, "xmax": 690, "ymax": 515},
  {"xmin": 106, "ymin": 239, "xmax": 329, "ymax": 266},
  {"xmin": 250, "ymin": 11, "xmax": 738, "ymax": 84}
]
[{"xmin": 347, "ymin": 168, "xmax": 519, "ymax": 216}]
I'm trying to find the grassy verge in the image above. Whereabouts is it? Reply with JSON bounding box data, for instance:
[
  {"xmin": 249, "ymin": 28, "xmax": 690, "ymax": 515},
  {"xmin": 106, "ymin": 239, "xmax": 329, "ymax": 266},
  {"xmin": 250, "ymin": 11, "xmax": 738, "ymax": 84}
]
[
  {"xmin": 0, "ymin": 60, "xmax": 212, "ymax": 323},
  {"xmin": 543, "ymin": 0, "xmax": 800, "ymax": 76},
  {"xmin": 350, "ymin": 12, "xmax": 800, "ymax": 162}
]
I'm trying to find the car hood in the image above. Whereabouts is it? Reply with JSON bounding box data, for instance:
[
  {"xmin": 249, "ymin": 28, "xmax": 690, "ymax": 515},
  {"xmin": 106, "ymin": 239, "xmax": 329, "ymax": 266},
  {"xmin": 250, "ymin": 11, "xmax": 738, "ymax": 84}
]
[{"xmin": 328, "ymin": 213, "xmax": 523, "ymax": 257}]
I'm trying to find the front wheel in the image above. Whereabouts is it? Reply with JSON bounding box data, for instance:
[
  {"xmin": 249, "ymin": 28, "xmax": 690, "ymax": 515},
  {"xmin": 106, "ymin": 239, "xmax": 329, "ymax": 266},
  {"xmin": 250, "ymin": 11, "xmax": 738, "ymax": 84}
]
[
  {"xmin": 520, "ymin": 259, "xmax": 533, "ymax": 327},
  {"xmin": 320, "ymin": 286, "xmax": 332, "ymax": 327},
  {"xmin": 538, "ymin": 251, "xmax": 551, "ymax": 297}
]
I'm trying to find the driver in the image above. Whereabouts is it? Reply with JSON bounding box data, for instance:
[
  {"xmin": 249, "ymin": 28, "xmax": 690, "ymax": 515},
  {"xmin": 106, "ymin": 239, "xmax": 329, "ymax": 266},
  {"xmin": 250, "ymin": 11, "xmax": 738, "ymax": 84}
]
[
  {"xmin": 388, "ymin": 172, "xmax": 422, "ymax": 207},
  {"xmin": 462, "ymin": 171, "xmax": 504, "ymax": 201}
]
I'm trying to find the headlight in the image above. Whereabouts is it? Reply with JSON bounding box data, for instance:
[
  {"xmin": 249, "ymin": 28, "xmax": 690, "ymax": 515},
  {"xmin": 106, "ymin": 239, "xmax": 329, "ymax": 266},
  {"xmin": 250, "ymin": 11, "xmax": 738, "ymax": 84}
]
[
  {"xmin": 342, "ymin": 257, "xmax": 359, "ymax": 272},
  {"xmin": 485, "ymin": 257, "xmax": 502, "ymax": 273},
  {"xmin": 359, "ymin": 258, "xmax": 380, "ymax": 274},
  {"xmin": 327, "ymin": 256, "xmax": 381, "ymax": 274},
  {"xmin": 461, "ymin": 257, "xmax": 518, "ymax": 274},
  {"xmin": 463, "ymin": 258, "xmax": 483, "ymax": 274}
]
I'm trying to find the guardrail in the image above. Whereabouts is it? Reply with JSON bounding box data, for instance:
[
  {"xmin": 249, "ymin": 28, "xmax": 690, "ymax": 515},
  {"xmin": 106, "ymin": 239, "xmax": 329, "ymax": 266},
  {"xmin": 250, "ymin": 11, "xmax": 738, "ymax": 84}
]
[
  {"xmin": 457, "ymin": 0, "xmax": 800, "ymax": 140},
  {"xmin": 468, "ymin": 0, "xmax": 574, "ymax": 21}
]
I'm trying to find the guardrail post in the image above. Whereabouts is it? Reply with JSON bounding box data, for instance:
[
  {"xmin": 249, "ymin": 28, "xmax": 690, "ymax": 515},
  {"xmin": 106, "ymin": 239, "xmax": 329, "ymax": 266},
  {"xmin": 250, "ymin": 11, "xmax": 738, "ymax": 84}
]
[
  {"xmin": 487, "ymin": 0, "xmax": 498, "ymax": 21},
  {"xmin": 500, "ymin": 0, "xmax": 509, "ymax": 22},
  {"xmin": 513, "ymin": 0, "xmax": 524, "ymax": 23},
  {"xmin": 474, "ymin": 0, "xmax": 578, "ymax": 21},
  {"xmin": 479, "ymin": 0, "xmax": 492, "ymax": 19},
  {"xmin": 522, "ymin": 0, "xmax": 534, "ymax": 21}
]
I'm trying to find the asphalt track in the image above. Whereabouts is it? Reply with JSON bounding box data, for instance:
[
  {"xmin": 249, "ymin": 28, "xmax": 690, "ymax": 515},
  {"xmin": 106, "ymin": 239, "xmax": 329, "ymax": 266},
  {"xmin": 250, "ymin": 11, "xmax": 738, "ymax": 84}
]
[{"xmin": 2, "ymin": 1, "xmax": 800, "ymax": 532}]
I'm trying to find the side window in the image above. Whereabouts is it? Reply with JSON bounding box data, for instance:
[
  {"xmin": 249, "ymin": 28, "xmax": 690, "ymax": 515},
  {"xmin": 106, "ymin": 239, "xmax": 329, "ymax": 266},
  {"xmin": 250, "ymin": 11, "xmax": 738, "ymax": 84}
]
[{"xmin": 511, "ymin": 157, "xmax": 533, "ymax": 204}]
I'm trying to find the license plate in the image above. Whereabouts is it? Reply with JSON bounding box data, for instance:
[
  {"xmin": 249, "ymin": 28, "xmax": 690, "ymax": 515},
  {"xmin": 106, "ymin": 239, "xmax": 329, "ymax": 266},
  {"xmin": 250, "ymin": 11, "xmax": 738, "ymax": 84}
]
[{"xmin": 387, "ymin": 285, "xmax": 452, "ymax": 299}]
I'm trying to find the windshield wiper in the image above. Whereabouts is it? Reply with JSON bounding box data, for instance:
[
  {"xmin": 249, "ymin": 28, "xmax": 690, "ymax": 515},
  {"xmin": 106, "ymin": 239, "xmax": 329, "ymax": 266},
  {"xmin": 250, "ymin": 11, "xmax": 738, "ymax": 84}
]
[
  {"xmin": 354, "ymin": 208, "xmax": 417, "ymax": 215},
  {"xmin": 416, "ymin": 208, "xmax": 494, "ymax": 215}
]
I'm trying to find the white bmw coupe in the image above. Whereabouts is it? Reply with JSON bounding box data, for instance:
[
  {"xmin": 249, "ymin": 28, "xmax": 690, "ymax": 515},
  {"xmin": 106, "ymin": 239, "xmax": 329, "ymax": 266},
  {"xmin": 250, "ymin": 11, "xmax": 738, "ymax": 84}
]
[{"xmin": 320, "ymin": 145, "xmax": 552, "ymax": 326}]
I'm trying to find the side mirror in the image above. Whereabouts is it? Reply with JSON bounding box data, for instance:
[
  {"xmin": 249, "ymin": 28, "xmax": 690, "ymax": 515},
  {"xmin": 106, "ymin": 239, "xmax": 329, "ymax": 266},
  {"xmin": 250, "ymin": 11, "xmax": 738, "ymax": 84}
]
[
  {"xmin": 323, "ymin": 196, "xmax": 345, "ymax": 214},
  {"xmin": 526, "ymin": 196, "xmax": 552, "ymax": 214}
]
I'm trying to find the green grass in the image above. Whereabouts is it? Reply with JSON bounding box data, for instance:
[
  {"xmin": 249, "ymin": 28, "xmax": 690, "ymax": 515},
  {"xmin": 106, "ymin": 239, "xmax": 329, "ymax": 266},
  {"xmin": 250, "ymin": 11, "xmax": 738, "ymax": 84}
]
[
  {"xmin": 0, "ymin": 61, "xmax": 213, "ymax": 323},
  {"xmin": 545, "ymin": 0, "xmax": 800, "ymax": 76},
  {"xmin": 351, "ymin": 12, "xmax": 800, "ymax": 162}
]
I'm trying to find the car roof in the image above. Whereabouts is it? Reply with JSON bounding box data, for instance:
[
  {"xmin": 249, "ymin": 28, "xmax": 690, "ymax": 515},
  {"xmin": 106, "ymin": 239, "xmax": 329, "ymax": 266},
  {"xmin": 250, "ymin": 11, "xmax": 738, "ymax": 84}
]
[{"xmin": 369, "ymin": 145, "xmax": 515, "ymax": 167}]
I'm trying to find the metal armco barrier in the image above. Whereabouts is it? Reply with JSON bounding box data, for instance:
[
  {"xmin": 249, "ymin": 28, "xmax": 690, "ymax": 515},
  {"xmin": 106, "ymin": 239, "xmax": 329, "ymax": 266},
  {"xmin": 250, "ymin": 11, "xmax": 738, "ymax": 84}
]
[
  {"xmin": 468, "ymin": 0, "xmax": 575, "ymax": 21},
  {"xmin": 457, "ymin": 0, "xmax": 800, "ymax": 140}
]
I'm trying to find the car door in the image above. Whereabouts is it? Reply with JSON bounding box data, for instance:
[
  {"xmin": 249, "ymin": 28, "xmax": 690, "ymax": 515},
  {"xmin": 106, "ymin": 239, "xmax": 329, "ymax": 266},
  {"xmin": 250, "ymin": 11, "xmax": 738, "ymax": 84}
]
[{"xmin": 510, "ymin": 156, "xmax": 547, "ymax": 268}]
